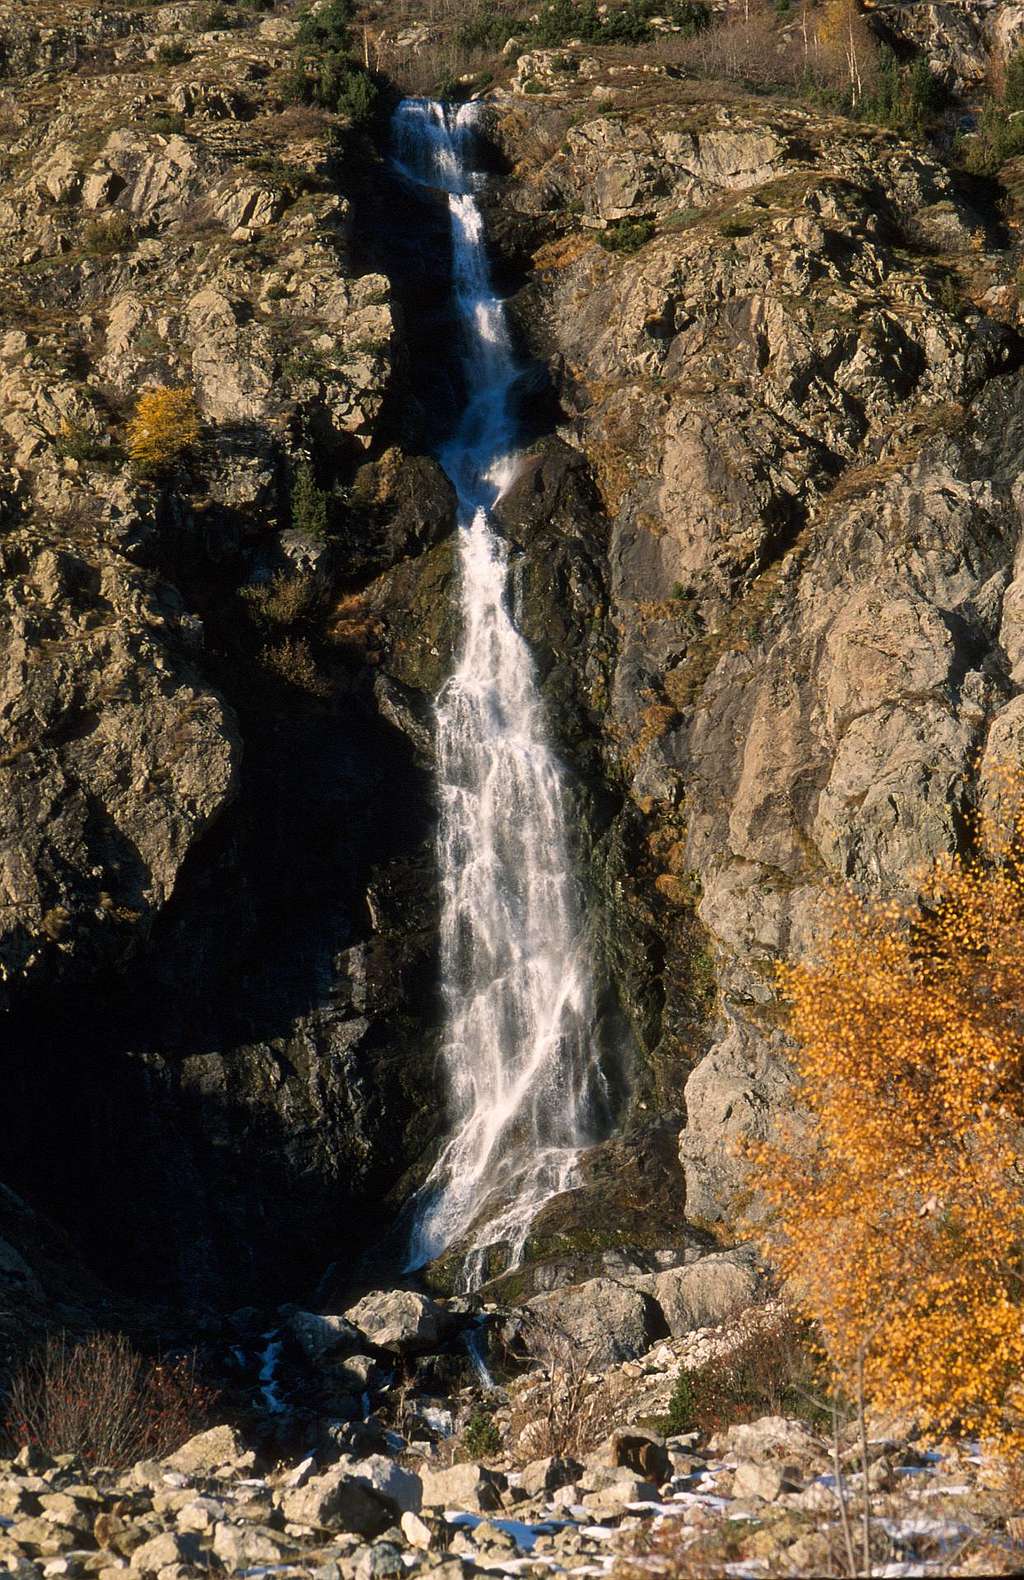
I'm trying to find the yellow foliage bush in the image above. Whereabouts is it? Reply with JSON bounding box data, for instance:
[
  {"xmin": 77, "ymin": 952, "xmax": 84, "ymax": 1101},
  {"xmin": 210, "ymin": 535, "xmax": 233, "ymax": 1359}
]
[
  {"xmin": 126, "ymin": 387, "xmax": 201, "ymax": 474},
  {"xmin": 756, "ymin": 767, "xmax": 1024, "ymax": 1450}
]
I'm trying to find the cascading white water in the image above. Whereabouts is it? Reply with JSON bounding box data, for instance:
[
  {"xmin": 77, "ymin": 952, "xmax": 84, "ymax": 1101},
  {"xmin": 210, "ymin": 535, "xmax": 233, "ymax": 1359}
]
[{"xmin": 394, "ymin": 100, "xmax": 604, "ymax": 1283}]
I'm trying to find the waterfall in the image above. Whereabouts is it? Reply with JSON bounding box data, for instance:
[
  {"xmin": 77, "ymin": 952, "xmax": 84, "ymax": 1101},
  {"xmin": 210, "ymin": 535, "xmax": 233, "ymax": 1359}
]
[{"xmin": 394, "ymin": 100, "xmax": 604, "ymax": 1286}]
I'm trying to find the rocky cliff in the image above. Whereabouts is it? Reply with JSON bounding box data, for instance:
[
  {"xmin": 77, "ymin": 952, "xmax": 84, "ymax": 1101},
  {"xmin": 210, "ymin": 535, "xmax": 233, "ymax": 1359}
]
[{"xmin": 3, "ymin": 0, "xmax": 1024, "ymax": 1326}]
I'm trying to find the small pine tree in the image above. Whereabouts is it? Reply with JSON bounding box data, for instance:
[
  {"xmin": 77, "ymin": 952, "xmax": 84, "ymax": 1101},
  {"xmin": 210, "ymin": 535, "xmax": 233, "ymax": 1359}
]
[
  {"xmin": 126, "ymin": 387, "xmax": 201, "ymax": 476},
  {"xmin": 755, "ymin": 766, "xmax": 1024, "ymax": 1451},
  {"xmin": 1004, "ymin": 47, "xmax": 1024, "ymax": 111},
  {"xmin": 291, "ymin": 460, "xmax": 329, "ymax": 540}
]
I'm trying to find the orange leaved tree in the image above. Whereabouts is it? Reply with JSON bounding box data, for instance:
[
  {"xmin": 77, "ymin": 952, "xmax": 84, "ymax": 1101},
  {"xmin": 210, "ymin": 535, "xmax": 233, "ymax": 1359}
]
[
  {"xmin": 126, "ymin": 386, "xmax": 201, "ymax": 476},
  {"xmin": 755, "ymin": 773, "xmax": 1024, "ymax": 1449}
]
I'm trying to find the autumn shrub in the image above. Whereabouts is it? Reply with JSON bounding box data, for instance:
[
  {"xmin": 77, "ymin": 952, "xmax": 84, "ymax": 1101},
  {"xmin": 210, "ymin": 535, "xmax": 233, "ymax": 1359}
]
[
  {"xmin": 82, "ymin": 214, "xmax": 135, "ymax": 255},
  {"xmin": 126, "ymin": 386, "xmax": 201, "ymax": 476},
  {"xmin": 2, "ymin": 1332, "xmax": 217, "ymax": 1467},
  {"xmin": 242, "ymin": 569, "xmax": 321, "ymax": 627},
  {"xmin": 755, "ymin": 769, "xmax": 1024, "ymax": 1450},
  {"xmin": 262, "ymin": 635, "xmax": 332, "ymax": 695}
]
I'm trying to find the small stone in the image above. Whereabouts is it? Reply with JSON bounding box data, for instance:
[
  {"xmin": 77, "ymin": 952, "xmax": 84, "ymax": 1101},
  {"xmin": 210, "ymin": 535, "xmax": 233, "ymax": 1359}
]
[
  {"xmin": 121, "ymin": 1529, "xmax": 194, "ymax": 1573},
  {"xmin": 355, "ymin": 1539, "xmax": 404, "ymax": 1580},
  {"xmin": 400, "ymin": 1510, "xmax": 432, "ymax": 1549}
]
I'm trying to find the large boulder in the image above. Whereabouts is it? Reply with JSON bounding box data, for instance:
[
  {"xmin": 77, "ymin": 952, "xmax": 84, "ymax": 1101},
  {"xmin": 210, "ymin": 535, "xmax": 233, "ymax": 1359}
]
[
  {"xmin": 419, "ymin": 1462, "xmax": 506, "ymax": 1513},
  {"xmin": 278, "ymin": 1456, "xmax": 421, "ymax": 1536},
  {"xmin": 526, "ymin": 1276, "xmax": 666, "ymax": 1368},
  {"xmin": 344, "ymin": 1290, "xmax": 455, "ymax": 1354},
  {"xmin": 637, "ymin": 1252, "xmax": 762, "ymax": 1338},
  {"xmin": 165, "ymin": 1425, "xmax": 254, "ymax": 1477},
  {"xmin": 288, "ymin": 1310, "xmax": 363, "ymax": 1363}
]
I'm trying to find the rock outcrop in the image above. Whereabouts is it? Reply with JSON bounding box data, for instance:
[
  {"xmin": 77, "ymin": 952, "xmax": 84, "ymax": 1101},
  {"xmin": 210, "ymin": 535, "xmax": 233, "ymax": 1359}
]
[{"xmin": 475, "ymin": 64, "xmax": 1024, "ymax": 1226}]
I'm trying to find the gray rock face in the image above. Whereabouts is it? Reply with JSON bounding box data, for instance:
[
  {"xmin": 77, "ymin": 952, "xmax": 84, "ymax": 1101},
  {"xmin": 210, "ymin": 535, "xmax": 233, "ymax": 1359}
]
[{"xmin": 0, "ymin": 531, "xmax": 239, "ymax": 989}]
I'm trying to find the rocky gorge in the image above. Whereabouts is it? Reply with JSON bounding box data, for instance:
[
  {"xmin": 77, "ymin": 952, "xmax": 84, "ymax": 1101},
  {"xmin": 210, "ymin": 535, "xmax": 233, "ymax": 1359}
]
[{"xmin": 3, "ymin": 0, "xmax": 1024, "ymax": 1571}]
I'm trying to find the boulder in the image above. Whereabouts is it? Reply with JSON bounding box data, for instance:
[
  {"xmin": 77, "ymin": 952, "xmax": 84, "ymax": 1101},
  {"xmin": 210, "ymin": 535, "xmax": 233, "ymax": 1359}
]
[
  {"xmin": 644, "ymin": 1253, "xmax": 761, "ymax": 1338},
  {"xmin": 592, "ymin": 1429, "xmax": 669, "ymax": 1485},
  {"xmin": 165, "ymin": 1425, "xmax": 254, "ymax": 1477},
  {"xmin": 212, "ymin": 1522, "xmax": 301, "ymax": 1571},
  {"xmin": 516, "ymin": 1456, "xmax": 582, "ymax": 1498},
  {"xmin": 710, "ymin": 1416, "xmax": 825, "ymax": 1468},
  {"xmin": 731, "ymin": 1460, "xmax": 802, "ymax": 1501},
  {"xmin": 288, "ymin": 1309, "xmax": 363, "ymax": 1363},
  {"xmin": 344, "ymin": 1290, "xmax": 455, "ymax": 1354},
  {"xmin": 526, "ymin": 1277, "xmax": 665, "ymax": 1368},
  {"xmin": 278, "ymin": 1455, "xmax": 420, "ymax": 1535},
  {"xmin": 131, "ymin": 1530, "xmax": 197, "ymax": 1572},
  {"xmin": 419, "ymin": 1462, "xmax": 506, "ymax": 1513}
]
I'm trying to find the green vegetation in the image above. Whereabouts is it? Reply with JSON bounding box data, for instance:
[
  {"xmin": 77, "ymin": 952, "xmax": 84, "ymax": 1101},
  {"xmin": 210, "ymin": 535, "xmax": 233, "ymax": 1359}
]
[
  {"xmin": 291, "ymin": 460, "xmax": 329, "ymax": 541},
  {"xmin": 281, "ymin": 0, "xmax": 378, "ymax": 127},
  {"xmin": 662, "ymin": 1368, "xmax": 696, "ymax": 1435},
  {"xmin": 456, "ymin": 0, "xmax": 708, "ymax": 54},
  {"xmin": 462, "ymin": 1405, "xmax": 501, "ymax": 1458},
  {"xmin": 598, "ymin": 218, "xmax": 655, "ymax": 253},
  {"xmin": 854, "ymin": 47, "xmax": 947, "ymax": 136},
  {"xmin": 958, "ymin": 88, "xmax": 1024, "ymax": 176}
]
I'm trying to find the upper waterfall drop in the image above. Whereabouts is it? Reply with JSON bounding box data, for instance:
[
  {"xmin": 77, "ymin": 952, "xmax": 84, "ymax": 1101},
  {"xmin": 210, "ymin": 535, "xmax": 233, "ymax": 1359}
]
[{"xmin": 393, "ymin": 99, "xmax": 606, "ymax": 1284}]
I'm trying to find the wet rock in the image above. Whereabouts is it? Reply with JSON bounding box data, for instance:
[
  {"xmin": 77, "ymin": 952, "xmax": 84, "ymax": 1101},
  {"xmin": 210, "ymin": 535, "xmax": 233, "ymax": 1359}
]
[{"xmin": 288, "ymin": 1310, "xmax": 363, "ymax": 1363}]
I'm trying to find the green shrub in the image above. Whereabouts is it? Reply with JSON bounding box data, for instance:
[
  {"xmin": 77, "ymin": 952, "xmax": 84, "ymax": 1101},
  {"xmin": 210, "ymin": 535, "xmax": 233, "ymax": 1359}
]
[
  {"xmin": 201, "ymin": 4, "xmax": 244, "ymax": 29},
  {"xmin": 146, "ymin": 110, "xmax": 186, "ymax": 133},
  {"xmin": 462, "ymin": 1405, "xmax": 501, "ymax": 1459},
  {"xmin": 297, "ymin": 0, "xmax": 356, "ymax": 52},
  {"xmin": 456, "ymin": 10, "xmax": 519, "ymax": 50},
  {"xmin": 54, "ymin": 419, "xmax": 110, "ymax": 464},
  {"xmin": 1004, "ymin": 47, "xmax": 1024, "ymax": 111},
  {"xmin": 291, "ymin": 460, "xmax": 329, "ymax": 540},
  {"xmin": 335, "ymin": 66, "xmax": 377, "ymax": 125},
  {"xmin": 960, "ymin": 101, "xmax": 1024, "ymax": 175},
  {"xmin": 859, "ymin": 47, "xmax": 946, "ymax": 136},
  {"xmin": 662, "ymin": 1368, "xmax": 695, "ymax": 1435},
  {"xmin": 598, "ymin": 218, "xmax": 655, "ymax": 253},
  {"xmin": 669, "ymin": 0, "xmax": 711, "ymax": 35}
]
